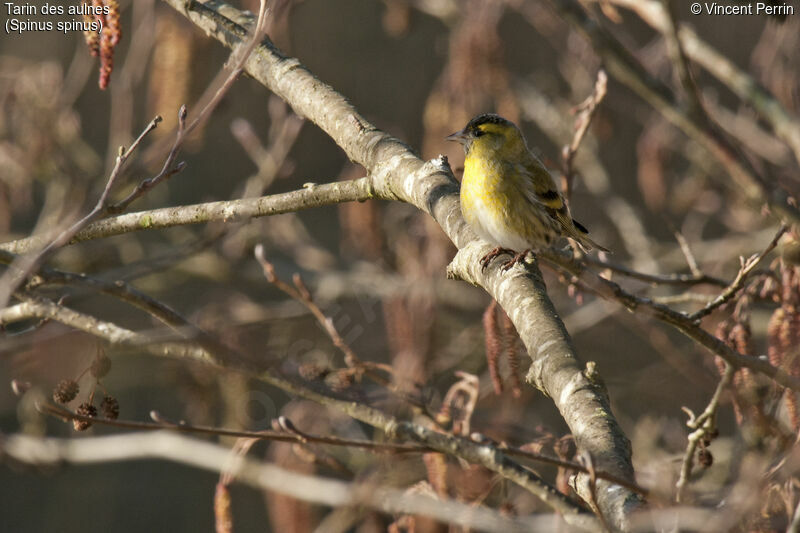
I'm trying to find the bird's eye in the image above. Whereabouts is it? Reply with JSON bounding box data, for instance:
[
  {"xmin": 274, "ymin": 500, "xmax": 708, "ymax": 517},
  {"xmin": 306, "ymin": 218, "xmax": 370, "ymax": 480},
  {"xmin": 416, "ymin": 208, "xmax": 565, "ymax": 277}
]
[{"xmin": 473, "ymin": 128, "xmax": 485, "ymax": 137}]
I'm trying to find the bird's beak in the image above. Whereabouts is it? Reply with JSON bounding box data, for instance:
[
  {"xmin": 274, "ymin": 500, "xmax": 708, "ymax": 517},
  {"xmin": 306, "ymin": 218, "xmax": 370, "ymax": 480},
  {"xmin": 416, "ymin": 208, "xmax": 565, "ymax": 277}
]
[{"xmin": 445, "ymin": 129, "xmax": 469, "ymax": 144}]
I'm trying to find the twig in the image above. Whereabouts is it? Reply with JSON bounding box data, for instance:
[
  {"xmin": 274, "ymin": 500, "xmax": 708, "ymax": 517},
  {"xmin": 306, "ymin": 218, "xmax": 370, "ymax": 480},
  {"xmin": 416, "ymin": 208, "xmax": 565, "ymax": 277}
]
[
  {"xmin": 600, "ymin": 0, "xmax": 800, "ymax": 166},
  {"xmin": 658, "ymin": 0, "xmax": 704, "ymax": 119},
  {"xmin": 231, "ymin": 98, "xmax": 304, "ymax": 197},
  {"xmin": 505, "ymin": 447, "xmax": 648, "ymax": 498},
  {"xmin": 540, "ymin": 0, "xmax": 800, "ymax": 226},
  {"xmin": 256, "ymin": 247, "xmax": 357, "ymax": 366},
  {"xmin": 37, "ymin": 401, "xmax": 649, "ymax": 497},
  {"xmin": 106, "ymin": 106, "xmax": 188, "ymax": 214},
  {"xmin": 15, "ymin": 256, "xmax": 206, "ymax": 338},
  {"xmin": 561, "ymin": 69, "xmax": 608, "ymax": 199},
  {"xmin": 108, "ymin": 0, "xmax": 272, "ymax": 214},
  {"xmin": 188, "ymin": 0, "xmax": 271, "ymax": 137},
  {"xmin": 0, "ymin": 431, "xmax": 544, "ymax": 532},
  {"xmin": 675, "ymin": 364, "xmax": 735, "ymax": 502},
  {"xmin": 538, "ymin": 247, "xmax": 800, "ymax": 391},
  {"xmin": 0, "ymin": 116, "xmax": 163, "ymax": 309},
  {"xmin": 575, "ymin": 452, "xmax": 611, "ymax": 532},
  {"xmin": 38, "ymin": 402, "xmax": 422, "ymax": 453},
  {"xmin": 674, "ymin": 231, "xmax": 702, "ymax": 278},
  {"xmin": 2, "ymin": 294, "xmax": 213, "ymax": 362},
  {"xmin": 584, "ymin": 256, "xmax": 727, "ymax": 287},
  {"xmin": 690, "ymin": 225, "xmax": 787, "ymax": 322},
  {"xmin": 254, "ymin": 245, "xmax": 392, "ymax": 376},
  {"xmin": 652, "ymin": 293, "xmax": 713, "ymax": 306}
]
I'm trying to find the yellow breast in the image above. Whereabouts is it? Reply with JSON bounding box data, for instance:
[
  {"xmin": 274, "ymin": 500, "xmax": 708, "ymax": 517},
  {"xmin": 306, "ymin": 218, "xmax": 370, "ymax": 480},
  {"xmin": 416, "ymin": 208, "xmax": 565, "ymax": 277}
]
[
  {"xmin": 460, "ymin": 156, "xmax": 510, "ymax": 223},
  {"xmin": 460, "ymin": 154, "xmax": 529, "ymax": 250},
  {"xmin": 459, "ymin": 151, "xmax": 557, "ymax": 250}
]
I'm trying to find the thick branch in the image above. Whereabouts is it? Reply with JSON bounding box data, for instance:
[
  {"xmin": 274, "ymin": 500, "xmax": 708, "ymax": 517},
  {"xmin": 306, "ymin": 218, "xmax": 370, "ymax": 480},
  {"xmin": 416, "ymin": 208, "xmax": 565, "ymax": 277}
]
[{"xmin": 156, "ymin": 0, "xmax": 643, "ymax": 526}]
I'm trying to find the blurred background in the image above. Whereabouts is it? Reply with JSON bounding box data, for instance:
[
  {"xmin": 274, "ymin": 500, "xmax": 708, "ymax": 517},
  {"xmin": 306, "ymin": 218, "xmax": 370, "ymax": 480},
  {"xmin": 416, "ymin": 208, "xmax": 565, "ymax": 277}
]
[{"xmin": 1, "ymin": 0, "xmax": 799, "ymax": 531}]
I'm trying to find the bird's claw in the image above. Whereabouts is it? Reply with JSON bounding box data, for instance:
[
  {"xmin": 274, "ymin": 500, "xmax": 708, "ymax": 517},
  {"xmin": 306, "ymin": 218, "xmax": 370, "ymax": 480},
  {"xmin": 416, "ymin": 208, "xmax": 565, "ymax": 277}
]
[
  {"xmin": 479, "ymin": 247, "xmax": 516, "ymax": 271},
  {"xmin": 500, "ymin": 251, "xmax": 531, "ymax": 271}
]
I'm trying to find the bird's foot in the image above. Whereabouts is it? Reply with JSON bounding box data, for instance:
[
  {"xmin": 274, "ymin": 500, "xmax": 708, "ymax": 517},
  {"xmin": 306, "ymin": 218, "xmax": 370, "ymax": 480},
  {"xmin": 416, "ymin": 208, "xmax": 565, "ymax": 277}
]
[
  {"xmin": 479, "ymin": 247, "xmax": 515, "ymax": 271},
  {"xmin": 500, "ymin": 250, "xmax": 532, "ymax": 271}
]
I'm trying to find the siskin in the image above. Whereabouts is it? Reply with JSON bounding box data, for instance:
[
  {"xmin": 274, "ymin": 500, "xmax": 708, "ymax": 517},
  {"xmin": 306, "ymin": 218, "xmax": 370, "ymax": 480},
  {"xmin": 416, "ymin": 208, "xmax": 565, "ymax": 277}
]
[{"xmin": 447, "ymin": 113, "xmax": 607, "ymax": 270}]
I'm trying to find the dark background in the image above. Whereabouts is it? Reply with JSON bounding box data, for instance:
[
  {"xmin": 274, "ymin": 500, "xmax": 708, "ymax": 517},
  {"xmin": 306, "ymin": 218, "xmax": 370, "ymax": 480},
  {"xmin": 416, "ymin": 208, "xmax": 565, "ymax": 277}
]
[{"xmin": 1, "ymin": 0, "xmax": 797, "ymax": 530}]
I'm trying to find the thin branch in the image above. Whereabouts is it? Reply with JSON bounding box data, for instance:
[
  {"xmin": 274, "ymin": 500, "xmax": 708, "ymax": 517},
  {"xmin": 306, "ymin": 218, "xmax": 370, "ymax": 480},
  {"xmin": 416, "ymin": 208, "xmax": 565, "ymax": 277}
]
[
  {"xmin": 254, "ymin": 246, "xmax": 399, "ymax": 390},
  {"xmin": 38, "ymin": 402, "xmax": 422, "ymax": 454},
  {"xmin": 539, "ymin": 247, "xmax": 800, "ymax": 391},
  {"xmin": 675, "ymin": 364, "xmax": 735, "ymax": 503},
  {"xmin": 13, "ymin": 255, "xmax": 205, "ymax": 337},
  {"xmin": 601, "ymin": 0, "xmax": 800, "ymax": 166},
  {"xmin": 690, "ymin": 225, "xmax": 787, "ymax": 321},
  {"xmin": 0, "ymin": 432, "xmax": 551, "ymax": 533},
  {"xmin": 255, "ymin": 246, "xmax": 363, "ymax": 369},
  {"xmin": 106, "ymin": 106, "xmax": 188, "ymax": 214},
  {"xmin": 504, "ymin": 447, "xmax": 648, "ymax": 498},
  {"xmin": 3, "ymin": 294, "xmax": 213, "ymax": 363},
  {"xmin": 658, "ymin": 0, "xmax": 704, "ymax": 118},
  {"xmin": 585, "ymin": 256, "xmax": 727, "ymax": 287},
  {"xmin": 1, "ymin": 178, "xmax": 376, "ymax": 255},
  {"xmin": 674, "ymin": 231, "xmax": 702, "ymax": 278},
  {"xmin": 574, "ymin": 452, "xmax": 611, "ymax": 532},
  {"xmin": 651, "ymin": 293, "xmax": 713, "ymax": 306},
  {"xmin": 37, "ymin": 401, "xmax": 649, "ymax": 497},
  {"xmin": 0, "ymin": 116, "xmax": 163, "ymax": 308},
  {"xmin": 7, "ymin": 292, "xmax": 596, "ymax": 524},
  {"xmin": 107, "ymin": 0, "xmax": 272, "ymax": 214},
  {"xmin": 185, "ymin": 0, "xmax": 271, "ymax": 137},
  {"xmin": 539, "ymin": 0, "xmax": 800, "ymax": 226},
  {"xmin": 561, "ymin": 69, "xmax": 608, "ymax": 199}
]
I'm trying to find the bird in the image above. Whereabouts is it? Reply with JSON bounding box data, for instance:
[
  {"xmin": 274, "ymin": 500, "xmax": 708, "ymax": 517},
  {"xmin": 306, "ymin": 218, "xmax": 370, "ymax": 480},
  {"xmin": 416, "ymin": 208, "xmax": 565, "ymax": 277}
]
[{"xmin": 446, "ymin": 113, "xmax": 607, "ymax": 271}]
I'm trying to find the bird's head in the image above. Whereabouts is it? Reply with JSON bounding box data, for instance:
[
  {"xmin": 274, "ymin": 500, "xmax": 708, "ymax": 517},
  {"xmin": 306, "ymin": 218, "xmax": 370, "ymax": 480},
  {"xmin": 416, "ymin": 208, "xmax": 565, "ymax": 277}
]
[{"xmin": 445, "ymin": 113, "xmax": 526, "ymax": 158}]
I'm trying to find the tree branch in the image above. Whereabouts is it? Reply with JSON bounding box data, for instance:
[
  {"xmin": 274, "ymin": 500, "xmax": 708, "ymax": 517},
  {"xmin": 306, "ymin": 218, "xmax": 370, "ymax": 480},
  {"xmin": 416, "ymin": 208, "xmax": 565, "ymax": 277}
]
[
  {"xmin": 539, "ymin": 247, "xmax": 800, "ymax": 391},
  {"xmin": 689, "ymin": 225, "xmax": 786, "ymax": 321},
  {"xmin": 540, "ymin": 0, "xmax": 800, "ymax": 226},
  {"xmin": 3, "ymin": 294, "xmax": 213, "ymax": 363},
  {"xmin": 0, "ymin": 116, "xmax": 164, "ymax": 308},
  {"xmin": 37, "ymin": 400, "xmax": 649, "ymax": 497},
  {"xmin": 4, "ymin": 293, "xmax": 597, "ymax": 527},
  {"xmin": 153, "ymin": 0, "xmax": 644, "ymax": 526},
  {"xmin": 601, "ymin": 0, "xmax": 800, "ymax": 167},
  {"xmin": 0, "ymin": 178, "xmax": 375, "ymax": 255},
  {"xmin": 0, "ymin": 431, "xmax": 553, "ymax": 532}
]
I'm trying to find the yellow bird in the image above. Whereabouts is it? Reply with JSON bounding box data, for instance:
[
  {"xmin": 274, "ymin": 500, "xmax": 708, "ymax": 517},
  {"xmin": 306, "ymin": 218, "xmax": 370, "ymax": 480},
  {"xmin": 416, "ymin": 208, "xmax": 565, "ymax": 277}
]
[{"xmin": 447, "ymin": 113, "xmax": 607, "ymax": 270}]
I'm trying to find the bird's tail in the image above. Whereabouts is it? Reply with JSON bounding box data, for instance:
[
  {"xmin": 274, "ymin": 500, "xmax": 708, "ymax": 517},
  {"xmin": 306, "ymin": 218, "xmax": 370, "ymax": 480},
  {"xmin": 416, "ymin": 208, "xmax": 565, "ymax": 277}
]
[{"xmin": 556, "ymin": 212, "xmax": 610, "ymax": 253}]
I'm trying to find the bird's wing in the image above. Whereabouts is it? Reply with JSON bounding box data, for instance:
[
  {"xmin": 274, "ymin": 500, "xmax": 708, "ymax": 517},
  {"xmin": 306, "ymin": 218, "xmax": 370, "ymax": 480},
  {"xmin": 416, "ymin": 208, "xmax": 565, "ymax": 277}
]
[
  {"xmin": 515, "ymin": 158, "xmax": 609, "ymax": 253},
  {"xmin": 514, "ymin": 157, "xmax": 564, "ymax": 210}
]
